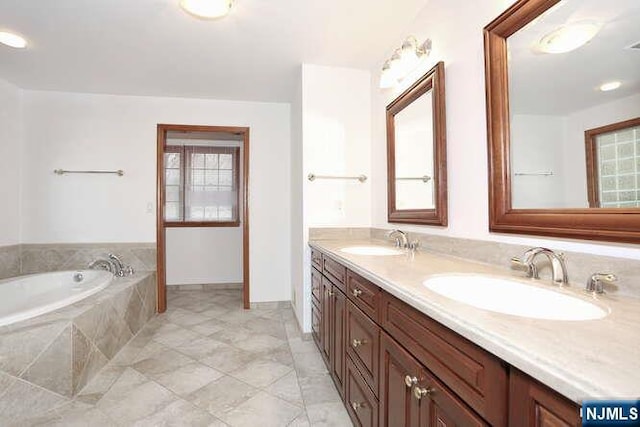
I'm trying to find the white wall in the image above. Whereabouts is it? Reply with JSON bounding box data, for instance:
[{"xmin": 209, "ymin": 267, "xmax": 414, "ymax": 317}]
[
  {"xmin": 370, "ymin": 0, "xmax": 640, "ymax": 260},
  {"xmin": 510, "ymin": 114, "xmax": 567, "ymax": 208},
  {"xmin": 298, "ymin": 64, "xmax": 372, "ymax": 332},
  {"xmin": 166, "ymin": 227, "xmax": 242, "ymax": 285},
  {"xmin": 21, "ymin": 90, "xmax": 292, "ymax": 303},
  {"xmin": 0, "ymin": 79, "xmax": 22, "ymax": 246}
]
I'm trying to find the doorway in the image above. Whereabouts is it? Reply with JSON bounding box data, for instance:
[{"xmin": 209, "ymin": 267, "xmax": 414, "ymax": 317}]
[{"xmin": 156, "ymin": 124, "xmax": 250, "ymax": 312}]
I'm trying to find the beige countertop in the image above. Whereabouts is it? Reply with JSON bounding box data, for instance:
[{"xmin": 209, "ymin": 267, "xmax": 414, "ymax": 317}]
[{"xmin": 309, "ymin": 238, "xmax": 640, "ymax": 403}]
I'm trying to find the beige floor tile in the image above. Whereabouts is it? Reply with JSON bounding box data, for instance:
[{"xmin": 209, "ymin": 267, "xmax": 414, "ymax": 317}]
[
  {"xmin": 293, "ymin": 351, "xmax": 329, "ymax": 378},
  {"xmin": 233, "ymin": 334, "xmax": 287, "ymax": 353},
  {"xmin": 199, "ymin": 344, "xmax": 259, "ymax": 374},
  {"xmin": 229, "ymin": 358, "xmax": 293, "ymax": 388},
  {"xmin": 219, "ymin": 391, "xmax": 303, "ymax": 427},
  {"xmin": 187, "ymin": 318, "xmax": 229, "ymax": 336},
  {"xmin": 154, "ymin": 362, "xmax": 225, "ymax": 397},
  {"xmin": 264, "ymin": 371, "xmax": 304, "ymax": 406},
  {"xmin": 299, "ymin": 374, "xmax": 342, "ymax": 406},
  {"xmin": 171, "ymin": 336, "xmax": 229, "ymax": 360},
  {"xmin": 131, "ymin": 398, "xmax": 227, "ymax": 427},
  {"xmin": 96, "ymin": 368, "xmax": 177, "ymax": 425},
  {"xmin": 132, "ymin": 347, "xmax": 195, "ymax": 379},
  {"xmin": 187, "ymin": 375, "xmax": 259, "ymax": 417},
  {"xmin": 306, "ymin": 402, "xmax": 352, "ymax": 426}
]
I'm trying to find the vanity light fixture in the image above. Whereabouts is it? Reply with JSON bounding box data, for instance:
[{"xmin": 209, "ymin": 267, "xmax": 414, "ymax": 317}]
[
  {"xmin": 0, "ymin": 31, "xmax": 27, "ymax": 49},
  {"xmin": 379, "ymin": 36, "xmax": 432, "ymax": 89},
  {"xmin": 599, "ymin": 81, "xmax": 621, "ymax": 92},
  {"xmin": 180, "ymin": 0, "xmax": 233, "ymax": 19},
  {"xmin": 537, "ymin": 22, "xmax": 601, "ymax": 54}
]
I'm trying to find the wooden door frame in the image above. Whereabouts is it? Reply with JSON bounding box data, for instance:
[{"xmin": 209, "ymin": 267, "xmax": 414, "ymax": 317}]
[{"xmin": 156, "ymin": 124, "xmax": 251, "ymax": 312}]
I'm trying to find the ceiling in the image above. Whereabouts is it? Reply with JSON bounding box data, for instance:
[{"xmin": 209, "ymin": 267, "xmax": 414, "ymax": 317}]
[
  {"xmin": 0, "ymin": 0, "xmax": 429, "ymax": 103},
  {"xmin": 508, "ymin": 0, "xmax": 640, "ymax": 116}
]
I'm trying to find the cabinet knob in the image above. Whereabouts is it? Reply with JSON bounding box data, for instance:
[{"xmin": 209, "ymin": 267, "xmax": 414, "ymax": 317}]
[
  {"xmin": 327, "ymin": 290, "xmax": 335, "ymax": 296},
  {"xmin": 352, "ymin": 338, "xmax": 367, "ymax": 348},
  {"xmin": 404, "ymin": 375, "xmax": 418, "ymax": 388},
  {"xmin": 413, "ymin": 386, "xmax": 434, "ymax": 400},
  {"xmin": 351, "ymin": 401, "xmax": 365, "ymax": 411},
  {"xmin": 352, "ymin": 288, "xmax": 363, "ymax": 297}
]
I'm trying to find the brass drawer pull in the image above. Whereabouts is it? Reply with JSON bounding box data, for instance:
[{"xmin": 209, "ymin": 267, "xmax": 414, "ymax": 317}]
[
  {"xmin": 327, "ymin": 290, "xmax": 335, "ymax": 296},
  {"xmin": 413, "ymin": 386, "xmax": 434, "ymax": 400},
  {"xmin": 404, "ymin": 375, "xmax": 418, "ymax": 388},
  {"xmin": 352, "ymin": 338, "xmax": 367, "ymax": 348},
  {"xmin": 352, "ymin": 288, "xmax": 363, "ymax": 297},
  {"xmin": 351, "ymin": 401, "xmax": 365, "ymax": 411}
]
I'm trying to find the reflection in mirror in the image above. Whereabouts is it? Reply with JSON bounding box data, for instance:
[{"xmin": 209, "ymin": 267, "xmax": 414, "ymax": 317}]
[
  {"xmin": 507, "ymin": 0, "xmax": 640, "ymax": 209},
  {"xmin": 387, "ymin": 61, "xmax": 447, "ymax": 226},
  {"xmin": 394, "ymin": 90, "xmax": 434, "ymax": 210}
]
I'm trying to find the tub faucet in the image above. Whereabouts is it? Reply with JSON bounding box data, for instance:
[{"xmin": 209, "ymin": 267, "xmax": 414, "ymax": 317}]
[
  {"xmin": 107, "ymin": 253, "xmax": 134, "ymax": 277},
  {"xmin": 511, "ymin": 247, "xmax": 569, "ymax": 286},
  {"xmin": 388, "ymin": 229, "xmax": 408, "ymax": 248},
  {"xmin": 88, "ymin": 259, "xmax": 116, "ymax": 274},
  {"xmin": 585, "ymin": 273, "xmax": 617, "ymax": 294}
]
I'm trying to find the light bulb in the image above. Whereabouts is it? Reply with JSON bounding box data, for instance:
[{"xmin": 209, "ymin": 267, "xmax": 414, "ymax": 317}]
[
  {"xmin": 180, "ymin": 0, "xmax": 233, "ymax": 19},
  {"xmin": 599, "ymin": 81, "xmax": 621, "ymax": 92},
  {"xmin": 0, "ymin": 31, "xmax": 27, "ymax": 49}
]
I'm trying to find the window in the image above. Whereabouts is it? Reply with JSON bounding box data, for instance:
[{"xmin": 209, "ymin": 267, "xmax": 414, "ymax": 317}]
[
  {"xmin": 164, "ymin": 145, "xmax": 240, "ymax": 225},
  {"xmin": 586, "ymin": 117, "xmax": 640, "ymax": 208}
]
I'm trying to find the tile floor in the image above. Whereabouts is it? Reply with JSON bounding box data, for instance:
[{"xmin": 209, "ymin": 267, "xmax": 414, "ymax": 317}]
[{"xmin": 19, "ymin": 288, "xmax": 352, "ymax": 426}]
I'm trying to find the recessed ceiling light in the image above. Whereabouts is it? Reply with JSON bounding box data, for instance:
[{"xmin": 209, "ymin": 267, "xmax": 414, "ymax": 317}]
[
  {"xmin": 538, "ymin": 22, "xmax": 601, "ymax": 54},
  {"xmin": 180, "ymin": 0, "xmax": 233, "ymax": 19},
  {"xmin": 599, "ymin": 81, "xmax": 621, "ymax": 92},
  {"xmin": 0, "ymin": 31, "xmax": 27, "ymax": 49}
]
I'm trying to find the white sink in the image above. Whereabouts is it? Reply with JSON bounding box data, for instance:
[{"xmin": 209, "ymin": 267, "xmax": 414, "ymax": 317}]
[
  {"xmin": 340, "ymin": 246, "xmax": 404, "ymax": 256},
  {"xmin": 423, "ymin": 275, "xmax": 608, "ymax": 321}
]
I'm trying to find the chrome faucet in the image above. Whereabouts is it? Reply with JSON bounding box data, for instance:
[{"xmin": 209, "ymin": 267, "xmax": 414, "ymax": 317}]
[
  {"xmin": 88, "ymin": 259, "xmax": 116, "ymax": 274},
  {"xmin": 108, "ymin": 253, "xmax": 127, "ymax": 277},
  {"xmin": 511, "ymin": 247, "xmax": 569, "ymax": 286},
  {"xmin": 585, "ymin": 273, "xmax": 617, "ymax": 294},
  {"xmin": 388, "ymin": 229, "xmax": 408, "ymax": 249}
]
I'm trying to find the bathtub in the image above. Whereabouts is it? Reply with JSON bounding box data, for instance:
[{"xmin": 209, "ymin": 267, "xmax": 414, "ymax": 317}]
[{"xmin": 0, "ymin": 270, "xmax": 113, "ymax": 327}]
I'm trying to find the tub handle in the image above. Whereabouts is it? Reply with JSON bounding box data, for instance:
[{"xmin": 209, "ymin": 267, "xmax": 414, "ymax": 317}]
[{"xmin": 73, "ymin": 272, "xmax": 84, "ymax": 283}]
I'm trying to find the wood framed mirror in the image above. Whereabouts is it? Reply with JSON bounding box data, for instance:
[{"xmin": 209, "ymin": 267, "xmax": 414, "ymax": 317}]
[
  {"xmin": 484, "ymin": 0, "xmax": 640, "ymax": 243},
  {"xmin": 387, "ymin": 61, "xmax": 447, "ymax": 226}
]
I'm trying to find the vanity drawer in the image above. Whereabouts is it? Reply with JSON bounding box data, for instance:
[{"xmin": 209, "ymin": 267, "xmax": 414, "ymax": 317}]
[
  {"xmin": 311, "ymin": 267, "xmax": 322, "ymax": 305},
  {"xmin": 346, "ymin": 356, "xmax": 379, "ymax": 427},
  {"xmin": 381, "ymin": 293, "xmax": 508, "ymax": 427},
  {"xmin": 346, "ymin": 270, "xmax": 381, "ymax": 321},
  {"xmin": 311, "ymin": 248, "xmax": 323, "ymax": 271},
  {"xmin": 346, "ymin": 300, "xmax": 380, "ymax": 397},
  {"xmin": 323, "ymin": 254, "xmax": 347, "ymax": 292}
]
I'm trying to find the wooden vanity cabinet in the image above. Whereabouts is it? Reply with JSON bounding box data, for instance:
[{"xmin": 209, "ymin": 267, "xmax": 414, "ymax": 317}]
[
  {"xmin": 509, "ymin": 369, "xmax": 580, "ymax": 427},
  {"xmin": 310, "ymin": 249, "xmax": 580, "ymax": 427}
]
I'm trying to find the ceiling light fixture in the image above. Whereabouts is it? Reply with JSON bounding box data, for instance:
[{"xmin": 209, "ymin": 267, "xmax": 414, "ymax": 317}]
[
  {"xmin": 599, "ymin": 81, "xmax": 621, "ymax": 92},
  {"xmin": 180, "ymin": 0, "xmax": 234, "ymax": 19},
  {"xmin": 0, "ymin": 31, "xmax": 28, "ymax": 49},
  {"xmin": 379, "ymin": 36, "xmax": 432, "ymax": 89},
  {"xmin": 537, "ymin": 22, "xmax": 601, "ymax": 54}
]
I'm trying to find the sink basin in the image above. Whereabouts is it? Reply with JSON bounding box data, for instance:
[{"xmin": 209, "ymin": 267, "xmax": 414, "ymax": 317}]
[
  {"xmin": 423, "ymin": 275, "xmax": 608, "ymax": 321},
  {"xmin": 340, "ymin": 246, "xmax": 404, "ymax": 256}
]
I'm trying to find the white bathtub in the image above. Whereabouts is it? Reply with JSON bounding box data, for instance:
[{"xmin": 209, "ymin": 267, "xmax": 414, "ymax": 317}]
[{"xmin": 0, "ymin": 270, "xmax": 113, "ymax": 327}]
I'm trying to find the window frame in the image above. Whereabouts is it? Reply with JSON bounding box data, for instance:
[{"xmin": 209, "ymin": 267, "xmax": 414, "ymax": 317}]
[{"xmin": 164, "ymin": 144, "xmax": 241, "ymax": 228}]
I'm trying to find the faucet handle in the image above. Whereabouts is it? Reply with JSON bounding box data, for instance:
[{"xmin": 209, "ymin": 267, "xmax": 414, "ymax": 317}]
[
  {"xmin": 586, "ymin": 273, "xmax": 617, "ymax": 294},
  {"xmin": 510, "ymin": 256, "xmax": 538, "ymax": 278}
]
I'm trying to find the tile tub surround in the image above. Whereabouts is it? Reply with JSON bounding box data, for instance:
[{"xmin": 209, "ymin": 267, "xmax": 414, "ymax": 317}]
[
  {"xmin": 19, "ymin": 242, "xmax": 157, "ymax": 275},
  {"xmin": 0, "ymin": 245, "xmax": 20, "ymax": 280},
  {"xmin": 309, "ymin": 238, "xmax": 640, "ymax": 403},
  {"xmin": 0, "ymin": 272, "xmax": 156, "ymax": 410},
  {"xmin": 5, "ymin": 288, "xmax": 352, "ymax": 426}
]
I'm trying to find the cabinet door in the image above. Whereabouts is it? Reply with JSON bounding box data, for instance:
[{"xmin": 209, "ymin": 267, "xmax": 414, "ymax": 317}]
[
  {"xmin": 320, "ymin": 277, "xmax": 333, "ymax": 367},
  {"xmin": 379, "ymin": 332, "xmax": 424, "ymax": 427},
  {"xmin": 380, "ymin": 332, "xmax": 488, "ymax": 427},
  {"xmin": 331, "ymin": 286, "xmax": 347, "ymax": 399},
  {"xmin": 509, "ymin": 369, "xmax": 580, "ymax": 427},
  {"xmin": 311, "ymin": 301, "xmax": 321, "ymax": 348}
]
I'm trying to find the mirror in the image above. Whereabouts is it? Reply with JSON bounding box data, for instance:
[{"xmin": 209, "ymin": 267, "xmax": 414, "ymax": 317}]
[
  {"xmin": 484, "ymin": 0, "xmax": 640, "ymax": 242},
  {"xmin": 386, "ymin": 62, "xmax": 447, "ymax": 226}
]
